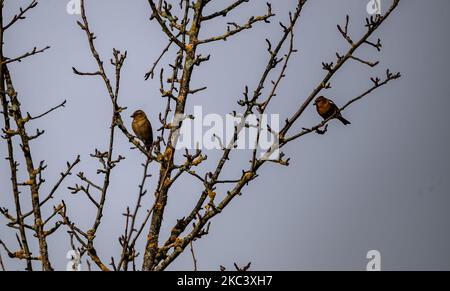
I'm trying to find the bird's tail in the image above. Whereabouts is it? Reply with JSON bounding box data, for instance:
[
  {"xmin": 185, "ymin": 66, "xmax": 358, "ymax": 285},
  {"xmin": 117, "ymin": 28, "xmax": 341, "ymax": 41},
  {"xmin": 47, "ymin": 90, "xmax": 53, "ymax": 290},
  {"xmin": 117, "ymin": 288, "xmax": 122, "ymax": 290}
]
[
  {"xmin": 145, "ymin": 135, "xmax": 154, "ymax": 151},
  {"xmin": 337, "ymin": 115, "xmax": 351, "ymax": 125}
]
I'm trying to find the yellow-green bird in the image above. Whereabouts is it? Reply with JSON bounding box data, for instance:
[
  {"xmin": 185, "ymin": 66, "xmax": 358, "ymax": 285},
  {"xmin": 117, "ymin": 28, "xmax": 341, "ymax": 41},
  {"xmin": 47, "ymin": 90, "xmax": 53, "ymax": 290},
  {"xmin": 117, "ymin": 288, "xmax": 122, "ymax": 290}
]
[
  {"xmin": 314, "ymin": 96, "xmax": 351, "ymax": 125},
  {"xmin": 131, "ymin": 110, "xmax": 153, "ymax": 150}
]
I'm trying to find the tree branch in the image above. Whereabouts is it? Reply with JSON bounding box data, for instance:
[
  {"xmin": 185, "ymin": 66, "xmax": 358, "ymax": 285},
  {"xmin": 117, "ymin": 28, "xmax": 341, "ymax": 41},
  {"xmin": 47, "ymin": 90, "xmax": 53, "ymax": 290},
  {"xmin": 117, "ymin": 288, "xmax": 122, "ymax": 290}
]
[
  {"xmin": 3, "ymin": 0, "xmax": 38, "ymax": 31},
  {"xmin": 1, "ymin": 46, "xmax": 50, "ymax": 65}
]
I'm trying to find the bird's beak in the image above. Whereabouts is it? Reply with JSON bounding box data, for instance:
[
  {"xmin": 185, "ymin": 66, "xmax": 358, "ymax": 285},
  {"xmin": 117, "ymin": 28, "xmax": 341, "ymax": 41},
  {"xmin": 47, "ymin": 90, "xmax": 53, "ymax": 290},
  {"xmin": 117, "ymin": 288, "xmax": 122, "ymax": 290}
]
[{"xmin": 130, "ymin": 115, "xmax": 134, "ymax": 118}]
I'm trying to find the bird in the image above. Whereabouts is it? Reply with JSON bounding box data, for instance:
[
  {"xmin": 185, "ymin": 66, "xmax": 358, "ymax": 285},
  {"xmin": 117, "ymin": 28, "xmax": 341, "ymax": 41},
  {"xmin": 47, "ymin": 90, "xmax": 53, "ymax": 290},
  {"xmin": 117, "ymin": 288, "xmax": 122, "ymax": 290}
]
[
  {"xmin": 131, "ymin": 110, "xmax": 153, "ymax": 150},
  {"xmin": 314, "ymin": 96, "xmax": 351, "ymax": 125}
]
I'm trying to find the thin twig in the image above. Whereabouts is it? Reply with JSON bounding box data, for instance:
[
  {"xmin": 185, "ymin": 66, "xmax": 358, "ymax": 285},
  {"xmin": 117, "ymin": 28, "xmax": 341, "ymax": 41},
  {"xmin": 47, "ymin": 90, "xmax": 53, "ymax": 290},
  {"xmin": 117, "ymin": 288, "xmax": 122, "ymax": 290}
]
[
  {"xmin": 1, "ymin": 46, "xmax": 50, "ymax": 65},
  {"xmin": 190, "ymin": 241, "xmax": 197, "ymax": 271},
  {"xmin": 3, "ymin": 0, "xmax": 38, "ymax": 30},
  {"xmin": 0, "ymin": 248, "xmax": 5, "ymax": 271}
]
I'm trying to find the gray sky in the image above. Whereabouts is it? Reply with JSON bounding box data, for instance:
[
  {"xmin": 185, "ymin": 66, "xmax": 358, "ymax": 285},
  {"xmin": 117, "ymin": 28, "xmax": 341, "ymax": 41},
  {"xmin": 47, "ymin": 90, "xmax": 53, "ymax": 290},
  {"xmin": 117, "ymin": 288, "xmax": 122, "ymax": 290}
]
[{"xmin": 1, "ymin": 0, "xmax": 450, "ymax": 271}]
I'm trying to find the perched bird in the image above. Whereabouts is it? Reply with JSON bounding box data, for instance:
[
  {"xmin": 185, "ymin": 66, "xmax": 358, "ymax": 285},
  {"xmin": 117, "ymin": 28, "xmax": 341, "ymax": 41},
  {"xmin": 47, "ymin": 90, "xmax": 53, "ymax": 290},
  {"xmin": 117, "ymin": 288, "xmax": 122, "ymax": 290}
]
[
  {"xmin": 314, "ymin": 96, "xmax": 351, "ymax": 125},
  {"xmin": 131, "ymin": 110, "xmax": 153, "ymax": 150}
]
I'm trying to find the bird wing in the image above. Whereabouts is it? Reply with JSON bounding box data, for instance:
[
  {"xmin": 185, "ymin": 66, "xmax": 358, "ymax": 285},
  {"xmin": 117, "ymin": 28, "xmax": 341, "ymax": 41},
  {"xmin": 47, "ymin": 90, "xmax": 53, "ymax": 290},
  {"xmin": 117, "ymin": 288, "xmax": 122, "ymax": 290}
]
[{"xmin": 143, "ymin": 119, "xmax": 153, "ymax": 144}]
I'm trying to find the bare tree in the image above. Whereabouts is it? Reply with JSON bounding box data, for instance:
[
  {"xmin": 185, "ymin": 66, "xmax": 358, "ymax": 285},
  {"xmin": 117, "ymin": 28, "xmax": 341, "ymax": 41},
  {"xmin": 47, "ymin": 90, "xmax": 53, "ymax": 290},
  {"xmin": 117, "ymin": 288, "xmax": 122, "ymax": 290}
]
[
  {"xmin": 0, "ymin": 0, "xmax": 79, "ymax": 271},
  {"xmin": 0, "ymin": 0, "xmax": 401, "ymax": 271}
]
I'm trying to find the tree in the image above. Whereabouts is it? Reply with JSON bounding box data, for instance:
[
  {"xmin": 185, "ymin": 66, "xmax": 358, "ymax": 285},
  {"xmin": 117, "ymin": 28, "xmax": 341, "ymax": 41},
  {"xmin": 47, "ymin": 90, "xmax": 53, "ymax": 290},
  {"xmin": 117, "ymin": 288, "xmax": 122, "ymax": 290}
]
[{"xmin": 0, "ymin": 0, "xmax": 401, "ymax": 271}]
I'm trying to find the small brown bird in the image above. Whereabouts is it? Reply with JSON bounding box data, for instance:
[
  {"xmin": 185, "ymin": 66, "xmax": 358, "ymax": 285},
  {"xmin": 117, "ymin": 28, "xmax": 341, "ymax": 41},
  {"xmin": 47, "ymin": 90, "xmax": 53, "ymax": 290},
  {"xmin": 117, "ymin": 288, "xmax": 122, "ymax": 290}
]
[
  {"xmin": 314, "ymin": 96, "xmax": 351, "ymax": 125},
  {"xmin": 131, "ymin": 110, "xmax": 153, "ymax": 150}
]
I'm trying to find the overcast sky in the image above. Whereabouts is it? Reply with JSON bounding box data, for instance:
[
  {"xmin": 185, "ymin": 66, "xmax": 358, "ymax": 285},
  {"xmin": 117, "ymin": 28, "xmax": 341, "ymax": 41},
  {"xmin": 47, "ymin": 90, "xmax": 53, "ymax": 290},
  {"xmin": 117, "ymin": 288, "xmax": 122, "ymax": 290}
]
[{"xmin": 1, "ymin": 0, "xmax": 450, "ymax": 271}]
